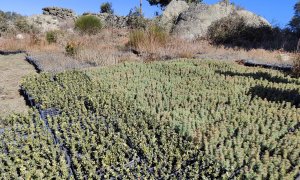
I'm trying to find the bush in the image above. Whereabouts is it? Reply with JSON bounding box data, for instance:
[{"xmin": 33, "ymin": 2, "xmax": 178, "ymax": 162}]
[
  {"xmin": 100, "ymin": 2, "xmax": 114, "ymax": 14},
  {"xmin": 46, "ymin": 31, "xmax": 59, "ymax": 44},
  {"xmin": 29, "ymin": 33, "xmax": 41, "ymax": 46},
  {"xmin": 293, "ymin": 54, "xmax": 300, "ymax": 77},
  {"xmin": 207, "ymin": 15, "xmax": 274, "ymax": 49},
  {"xmin": 0, "ymin": 16, "xmax": 8, "ymax": 36},
  {"xmin": 75, "ymin": 15, "xmax": 102, "ymax": 35},
  {"xmin": 65, "ymin": 41, "xmax": 80, "ymax": 56},
  {"xmin": 127, "ymin": 7, "xmax": 148, "ymax": 29},
  {"xmin": 129, "ymin": 25, "xmax": 168, "ymax": 50},
  {"xmin": 14, "ymin": 17, "xmax": 32, "ymax": 33}
]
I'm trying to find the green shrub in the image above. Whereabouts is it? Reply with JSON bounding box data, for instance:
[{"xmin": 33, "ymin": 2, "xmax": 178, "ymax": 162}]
[
  {"xmin": 46, "ymin": 31, "xmax": 59, "ymax": 44},
  {"xmin": 127, "ymin": 7, "xmax": 149, "ymax": 29},
  {"xmin": 75, "ymin": 15, "xmax": 102, "ymax": 35},
  {"xmin": 100, "ymin": 2, "xmax": 114, "ymax": 14},
  {"xmin": 207, "ymin": 15, "xmax": 273, "ymax": 49},
  {"xmin": 14, "ymin": 17, "xmax": 32, "ymax": 33},
  {"xmin": 0, "ymin": 16, "xmax": 8, "ymax": 35}
]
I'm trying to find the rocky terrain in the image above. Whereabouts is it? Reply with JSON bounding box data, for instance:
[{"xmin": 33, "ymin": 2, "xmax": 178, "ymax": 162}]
[
  {"xmin": 160, "ymin": 1, "xmax": 270, "ymax": 40},
  {"xmin": 24, "ymin": 1, "xmax": 271, "ymax": 37}
]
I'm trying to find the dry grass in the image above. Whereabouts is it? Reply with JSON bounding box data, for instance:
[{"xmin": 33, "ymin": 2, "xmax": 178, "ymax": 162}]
[
  {"xmin": 70, "ymin": 28, "xmax": 140, "ymax": 66},
  {"xmin": 25, "ymin": 28, "xmax": 140, "ymax": 72},
  {"xmin": 0, "ymin": 27, "xmax": 294, "ymax": 74},
  {"xmin": 0, "ymin": 54, "xmax": 36, "ymax": 117},
  {"xmin": 127, "ymin": 30, "xmax": 288, "ymax": 64},
  {"xmin": 293, "ymin": 54, "xmax": 300, "ymax": 77}
]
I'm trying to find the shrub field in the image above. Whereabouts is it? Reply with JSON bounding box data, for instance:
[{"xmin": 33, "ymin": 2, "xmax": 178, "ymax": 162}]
[{"xmin": 1, "ymin": 60, "xmax": 300, "ymax": 179}]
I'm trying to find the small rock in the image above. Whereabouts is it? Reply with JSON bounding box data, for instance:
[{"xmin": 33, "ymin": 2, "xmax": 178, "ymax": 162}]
[{"xmin": 16, "ymin": 34, "xmax": 24, "ymax": 40}]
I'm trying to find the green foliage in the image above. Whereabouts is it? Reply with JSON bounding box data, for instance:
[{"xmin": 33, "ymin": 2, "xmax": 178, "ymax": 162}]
[
  {"xmin": 0, "ymin": 10, "xmax": 37, "ymax": 35},
  {"xmin": 289, "ymin": 1, "xmax": 300, "ymax": 34},
  {"xmin": 127, "ymin": 7, "xmax": 149, "ymax": 29},
  {"xmin": 75, "ymin": 15, "xmax": 102, "ymax": 35},
  {"xmin": 207, "ymin": 15, "xmax": 278, "ymax": 49},
  {"xmin": 0, "ymin": 15, "xmax": 9, "ymax": 35},
  {"xmin": 0, "ymin": 112, "xmax": 72, "ymax": 178},
  {"xmin": 18, "ymin": 60, "xmax": 300, "ymax": 178},
  {"xmin": 13, "ymin": 17, "xmax": 33, "ymax": 33},
  {"xmin": 0, "ymin": 59, "xmax": 296, "ymax": 177},
  {"xmin": 46, "ymin": 30, "xmax": 59, "ymax": 44},
  {"xmin": 100, "ymin": 2, "xmax": 114, "ymax": 14}
]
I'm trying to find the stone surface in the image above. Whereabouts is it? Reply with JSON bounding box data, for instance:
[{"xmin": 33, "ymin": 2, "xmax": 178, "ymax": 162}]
[
  {"xmin": 173, "ymin": 3, "xmax": 235, "ymax": 40},
  {"xmin": 16, "ymin": 34, "xmax": 24, "ymax": 40},
  {"xmin": 97, "ymin": 13, "xmax": 129, "ymax": 28},
  {"xmin": 171, "ymin": 2, "xmax": 271, "ymax": 40},
  {"xmin": 234, "ymin": 10, "xmax": 270, "ymax": 27},
  {"xmin": 42, "ymin": 7, "xmax": 76, "ymax": 20},
  {"xmin": 27, "ymin": 15, "xmax": 60, "ymax": 32},
  {"xmin": 159, "ymin": 0, "xmax": 189, "ymax": 32}
]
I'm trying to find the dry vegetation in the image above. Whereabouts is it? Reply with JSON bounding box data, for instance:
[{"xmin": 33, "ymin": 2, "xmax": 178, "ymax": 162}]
[
  {"xmin": 293, "ymin": 54, "xmax": 300, "ymax": 77},
  {"xmin": 0, "ymin": 54, "xmax": 36, "ymax": 117},
  {"xmin": 0, "ymin": 25, "xmax": 297, "ymax": 73}
]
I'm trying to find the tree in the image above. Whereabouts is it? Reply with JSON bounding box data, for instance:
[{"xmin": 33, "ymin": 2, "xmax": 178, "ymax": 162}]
[
  {"xmin": 100, "ymin": 2, "xmax": 114, "ymax": 14},
  {"xmin": 289, "ymin": 1, "xmax": 300, "ymax": 34},
  {"xmin": 147, "ymin": 0, "xmax": 202, "ymax": 8}
]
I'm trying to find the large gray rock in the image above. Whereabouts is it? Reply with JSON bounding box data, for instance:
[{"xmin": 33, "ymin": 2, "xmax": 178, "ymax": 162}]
[
  {"xmin": 42, "ymin": 7, "xmax": 76, "ymax": 20},
  {"xmin": 172, "ymin": 2, "xmax": 270, "ymax": 40},
  {"xmin": 27, "ymin": 15, "xmax": 60, "ymax": 32},
  {"xmin": 159, "ymin": 0, "xmax": 189, "ymax": 32},
  {"xmin": 97, "ymin": 13, "xmax": 128, "ymax": 28},
  {"xmin": 234, "ymin": 10, "xmax": 270, "ymax": 27},
  {"xmin": 173, "ymin": 3, "xmax": 235, "ymax": 40}
]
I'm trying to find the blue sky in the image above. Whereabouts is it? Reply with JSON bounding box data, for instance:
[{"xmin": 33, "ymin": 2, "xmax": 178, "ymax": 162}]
[{"xmin": 0, "ymin": 0, "xmax": 298, "ymax": 27}]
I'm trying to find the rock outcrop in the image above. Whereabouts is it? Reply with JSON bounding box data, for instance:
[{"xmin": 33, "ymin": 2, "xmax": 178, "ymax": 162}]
[
  {"xmin": 97, "ymin": 13, "xmax": 128, "ymax": 28},
  {"xmin": 159, "ymin": 0, "xmax": 189, "ymax": 33},
  {"xmin": 27, "ymin": 15, "xmax": 60, "ymax": 32},
  {"xmin": 234, "ymin": 10, "xmax": 270, "ymax": 28},
  {"xmin": 159, "ymin": 2, "xmax": 271, "ymax": 40},
  {"xmin": 27, "ymin": 7, "xmax": 76, "ymax": 32},
  {"xmin": 172, "ymin": 3, "xmax": 235, "ymax": 40},
  {"xmin": 42, "ymin": 7, "xmax": 76, "ymax": 20}
]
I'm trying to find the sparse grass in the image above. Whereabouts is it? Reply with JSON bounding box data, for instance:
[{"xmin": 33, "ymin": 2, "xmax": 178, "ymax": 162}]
[
  {"xmin": 0, "ymin": 27, "xmax": 294, "ymax": 73},
  {"xmin": 0, "ymin": 54, "xmax": 36, "ymax": 117},
  {"xmin": 129, "ymin": 25, "xmax": 168, "ymax": 52},
  {"xmin": 293, "ymin": 54, "xmax": 300, "ymax": 77}
]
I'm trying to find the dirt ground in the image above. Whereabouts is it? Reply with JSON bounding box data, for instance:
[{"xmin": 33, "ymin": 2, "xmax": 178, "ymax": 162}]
[{"xmin": 0, "ymin": 54, "xmax": 36, "ymax": 117}]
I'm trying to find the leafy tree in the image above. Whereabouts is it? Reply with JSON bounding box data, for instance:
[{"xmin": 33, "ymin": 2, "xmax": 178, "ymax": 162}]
[
  {"xmin": 100, "ymin": 2, "xmax": 114, "ymax": 14},
  {"xmin": 289, "ymin": 0, "xmax": 300, "ymax": 34},
  {"xmin": 147, "ymin": 0, "xmax": 202, "ymax": 8}
]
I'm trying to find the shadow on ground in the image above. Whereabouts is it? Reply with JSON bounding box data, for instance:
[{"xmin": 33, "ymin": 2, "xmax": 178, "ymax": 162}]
[
  {"xmin": 248, "ymin": 85, "xmax": 300, "ymax": 107},
  {"xmin": 215, "ymin": 70, "xmax": 299, "ymax": 85}
]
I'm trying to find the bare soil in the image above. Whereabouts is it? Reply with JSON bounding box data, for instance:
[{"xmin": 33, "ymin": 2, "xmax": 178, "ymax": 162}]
[{"xmin": 0, "ymin": 54, "xmax": 36, "ymax": 117}]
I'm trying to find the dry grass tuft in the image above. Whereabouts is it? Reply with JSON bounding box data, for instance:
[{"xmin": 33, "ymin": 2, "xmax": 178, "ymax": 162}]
[
  {"xmin": 293, "ymin": 54, "xmax": 300, "ymax": 77},
  {"xmin": 0, "ymin": 27, "xmax": 294, "ymax": 73}
]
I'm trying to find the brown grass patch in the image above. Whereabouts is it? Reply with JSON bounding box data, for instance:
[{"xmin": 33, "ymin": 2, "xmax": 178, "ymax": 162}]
[
  {"xmin": 293, "ymin": 54, "xmax": 300, "ymax": 77},
  {"xmin": 0, "ymin": 54, "xmax": 36, "ymax": 117}
]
